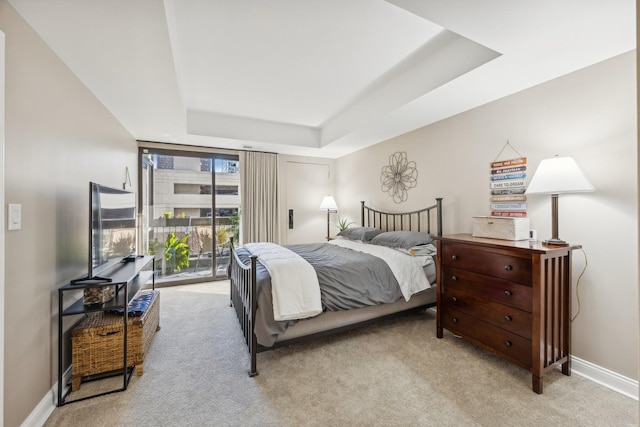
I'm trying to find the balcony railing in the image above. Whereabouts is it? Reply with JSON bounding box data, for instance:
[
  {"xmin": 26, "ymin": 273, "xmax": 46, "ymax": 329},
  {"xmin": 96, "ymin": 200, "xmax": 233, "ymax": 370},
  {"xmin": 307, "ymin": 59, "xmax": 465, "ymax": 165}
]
[{"xmin": 148, "ymin": 217, "xmax": 237, "ymax": 282}]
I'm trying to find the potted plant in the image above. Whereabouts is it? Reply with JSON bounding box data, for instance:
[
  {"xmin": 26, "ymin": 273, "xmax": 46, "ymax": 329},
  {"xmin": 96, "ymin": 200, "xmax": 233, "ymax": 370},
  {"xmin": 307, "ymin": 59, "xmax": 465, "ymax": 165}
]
[
  {"xmin": 336, "ymin": 217, "xmax": 355, "ymax": 232},
  {"xmin": 163, "ymin": 232, "xmax": 191, "ymax": 273}
]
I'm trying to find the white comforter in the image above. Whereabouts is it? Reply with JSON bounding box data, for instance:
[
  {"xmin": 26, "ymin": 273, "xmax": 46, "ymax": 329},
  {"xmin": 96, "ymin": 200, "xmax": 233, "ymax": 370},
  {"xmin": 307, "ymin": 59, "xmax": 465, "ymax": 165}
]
[
  {"xmin": 327, "ymin": 239, "xmax": 432, "ymax": 301},
  {"xmin": 244, "ymin": 242, "xmax": 322, "ymax": 321}
]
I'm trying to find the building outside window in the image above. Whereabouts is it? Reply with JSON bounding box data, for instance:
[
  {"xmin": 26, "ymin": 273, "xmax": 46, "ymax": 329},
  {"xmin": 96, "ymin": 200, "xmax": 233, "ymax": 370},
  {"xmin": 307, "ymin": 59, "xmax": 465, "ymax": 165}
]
[{"xmin": 144, "ymin": 153, "xmax": 240, "ymax": 284}]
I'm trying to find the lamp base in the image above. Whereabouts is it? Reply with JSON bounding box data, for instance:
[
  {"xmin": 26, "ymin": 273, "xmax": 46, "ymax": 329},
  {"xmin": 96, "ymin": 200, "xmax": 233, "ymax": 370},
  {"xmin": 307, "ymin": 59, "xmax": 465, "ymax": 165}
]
[{"xmin": 542, "ymin": 238, "xmax": 569, "ymax": 247}]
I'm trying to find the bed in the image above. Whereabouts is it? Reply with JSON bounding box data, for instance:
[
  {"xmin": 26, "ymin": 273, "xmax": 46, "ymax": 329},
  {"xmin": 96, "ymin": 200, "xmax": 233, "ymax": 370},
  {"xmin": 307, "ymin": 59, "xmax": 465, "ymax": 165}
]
[{"xmin": 229, "ymin": 198, "xmax": 443, "ymax": 376}]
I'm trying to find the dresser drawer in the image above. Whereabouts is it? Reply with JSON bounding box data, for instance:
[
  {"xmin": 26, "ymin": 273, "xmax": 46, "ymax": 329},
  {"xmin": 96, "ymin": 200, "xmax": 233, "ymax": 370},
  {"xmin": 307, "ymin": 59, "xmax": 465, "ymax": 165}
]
[
  {"xmin": 435, "ymin": 234, "xmax": 577, "ymax": 394},
  {"xmin": 441, "ymin": 287, "xmax": 532, "ymax": 339},
  {"xmin": 442, "ymin": 308, "xmax": 532, "ymax": 368},
  {"xmin": 441, "ymin": 266, "xmax": 532, "ymax": 313},
  {"xmin": 441, "ymin": 243, "xmax": 532, "ymax": 285}
]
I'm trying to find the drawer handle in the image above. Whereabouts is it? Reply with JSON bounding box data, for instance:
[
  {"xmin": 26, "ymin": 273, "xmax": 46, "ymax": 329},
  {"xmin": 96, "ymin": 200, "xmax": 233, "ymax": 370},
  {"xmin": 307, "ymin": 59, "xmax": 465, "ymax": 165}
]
[
  {"xmin": 504, "ymin": 290, "xmax": 512, "ymax": 297},
  {"xmin": 452, "ymin": 296, "xmax": 457, "ymax": 302},
  {"xmin": 451, "ymin": 255, "xmax": 458, "ymax": 261},
  {"xmin": 452, "ymin": 317, "xmax": 458, "ymax": 323},
  {"xmin": 451, "ymin": 276, "xmax": 458, "ymax": 281},
  {"xmin": 98, "ymin": 331, "xmax": 121, "ymax": 337},
  {"xmin": 504, "ymin": 315, "xmax": 512, "ymax": 322},
  {"xmin": 505, "ymin": 340, "xmax": 513, "ymax": 348},
  {"xmin": 504, "ymin": 265, "xmax": 513, "ymax": 271}
]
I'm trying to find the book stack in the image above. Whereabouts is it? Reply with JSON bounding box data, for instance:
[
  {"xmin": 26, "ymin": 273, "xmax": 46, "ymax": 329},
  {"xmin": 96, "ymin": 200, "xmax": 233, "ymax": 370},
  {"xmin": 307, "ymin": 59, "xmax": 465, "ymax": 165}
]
[{"xmin": 490, "ymin": 157, "xmax": 527, "ymax": 217}]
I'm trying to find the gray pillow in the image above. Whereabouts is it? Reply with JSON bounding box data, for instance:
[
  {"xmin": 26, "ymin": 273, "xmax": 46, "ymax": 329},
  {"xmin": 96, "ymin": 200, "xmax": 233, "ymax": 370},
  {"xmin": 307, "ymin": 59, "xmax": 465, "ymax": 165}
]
[
  {"xmin": 337, "ymin": 227, "xmax": 384, "ymax": 242},
  {"xmin": 370, "ymin": 231, "xmax": 433, "ymax": 249}
]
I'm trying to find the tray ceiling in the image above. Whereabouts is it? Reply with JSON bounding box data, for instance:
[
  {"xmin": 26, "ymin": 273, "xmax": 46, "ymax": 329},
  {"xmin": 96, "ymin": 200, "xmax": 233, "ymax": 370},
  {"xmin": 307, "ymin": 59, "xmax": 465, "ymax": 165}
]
[{"xmin": 8, "ymin": 0, "xmax": 635, "ymax": 158}]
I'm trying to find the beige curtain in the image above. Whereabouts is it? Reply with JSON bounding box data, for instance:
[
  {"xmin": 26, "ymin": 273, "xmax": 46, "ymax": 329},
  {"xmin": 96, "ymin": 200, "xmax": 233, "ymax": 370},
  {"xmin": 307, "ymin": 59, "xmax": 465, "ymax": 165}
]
[{"xmin": 240, "ymin": 151, "xmax": 280, "ymax": 244}]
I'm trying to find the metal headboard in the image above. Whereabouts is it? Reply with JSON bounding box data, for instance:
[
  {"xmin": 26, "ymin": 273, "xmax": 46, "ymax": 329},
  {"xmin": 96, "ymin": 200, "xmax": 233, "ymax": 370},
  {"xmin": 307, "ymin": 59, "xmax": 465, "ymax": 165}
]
[{"xmin": 360, "ymin": 198, "xmax": 442, "ymax": 236}]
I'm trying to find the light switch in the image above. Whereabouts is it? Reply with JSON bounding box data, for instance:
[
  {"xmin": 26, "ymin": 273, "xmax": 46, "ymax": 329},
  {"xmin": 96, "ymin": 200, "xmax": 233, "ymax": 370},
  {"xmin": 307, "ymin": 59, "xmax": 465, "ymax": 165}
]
[{"xmin": 8, "ymin": 204, "xmax": 21, "ymax": 231}]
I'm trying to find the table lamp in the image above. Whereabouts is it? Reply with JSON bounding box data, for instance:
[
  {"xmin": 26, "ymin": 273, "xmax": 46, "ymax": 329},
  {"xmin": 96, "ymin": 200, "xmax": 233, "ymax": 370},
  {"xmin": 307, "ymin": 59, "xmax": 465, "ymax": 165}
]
[
  {"xmin": 319, "ymin": 196, "xmax": 338, "ymax": 241},
  {"xmin": 525, "ymin": 156, "xmax": 595, "ymax": 246}
]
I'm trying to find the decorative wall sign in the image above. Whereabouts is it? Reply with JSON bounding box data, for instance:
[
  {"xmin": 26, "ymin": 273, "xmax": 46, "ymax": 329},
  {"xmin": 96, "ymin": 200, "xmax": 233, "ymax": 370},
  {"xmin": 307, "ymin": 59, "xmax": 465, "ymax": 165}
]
[
  {"xmin": 380, "ymin": 151, "xmax": 418, "ymax": 203},
  {"xmin": 490, "ymin": 142, "xmax": 527, "ymax": 217}
]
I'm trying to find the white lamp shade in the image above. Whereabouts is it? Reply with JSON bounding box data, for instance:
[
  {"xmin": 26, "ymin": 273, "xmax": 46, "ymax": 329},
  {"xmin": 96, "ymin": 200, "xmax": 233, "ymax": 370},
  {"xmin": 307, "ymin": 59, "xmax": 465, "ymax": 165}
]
[
  {"xmin": 319, "ymin": 195, "xmax": 338, "ymax": 211},
  {"xmin": 525, "ymin": 156, "xmax": 595, "ymax": 195}
]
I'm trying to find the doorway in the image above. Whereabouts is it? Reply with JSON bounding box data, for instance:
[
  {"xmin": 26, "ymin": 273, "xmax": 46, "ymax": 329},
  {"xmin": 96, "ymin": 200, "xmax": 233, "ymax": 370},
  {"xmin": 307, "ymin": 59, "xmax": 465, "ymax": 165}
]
[
  {"xmin": 285, "ymin": 161, "xmax": 331, "ymax": 244},
  {"xmin": 139, "ymin": 148, "xmax": 240, "ymax": 286}
]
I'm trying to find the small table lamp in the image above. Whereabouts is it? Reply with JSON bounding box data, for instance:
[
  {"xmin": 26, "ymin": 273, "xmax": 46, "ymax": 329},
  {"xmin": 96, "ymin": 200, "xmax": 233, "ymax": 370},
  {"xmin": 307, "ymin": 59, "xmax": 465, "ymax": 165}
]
[
  {"xmin": 525, "ymin": 156, "xmax": 595, "ymax": 246},
  {"xmin": 319, "ymin": 196, "xmax": 338, "ymax": 241}
]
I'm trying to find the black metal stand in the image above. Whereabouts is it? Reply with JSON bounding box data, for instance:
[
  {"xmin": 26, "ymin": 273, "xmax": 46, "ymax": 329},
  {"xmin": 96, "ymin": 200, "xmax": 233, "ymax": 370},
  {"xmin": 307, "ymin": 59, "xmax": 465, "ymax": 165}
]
[{"xmin": 57, "ymin": 256, "xmax": 154, "ymax": 406}]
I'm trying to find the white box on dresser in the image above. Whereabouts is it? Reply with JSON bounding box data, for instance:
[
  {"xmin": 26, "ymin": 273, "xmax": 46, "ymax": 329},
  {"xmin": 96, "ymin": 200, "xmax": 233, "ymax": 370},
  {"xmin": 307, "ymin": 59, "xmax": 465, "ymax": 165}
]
[{"xmin": 472, "ymin": 216, "xmax": 530, "ymax": 241}]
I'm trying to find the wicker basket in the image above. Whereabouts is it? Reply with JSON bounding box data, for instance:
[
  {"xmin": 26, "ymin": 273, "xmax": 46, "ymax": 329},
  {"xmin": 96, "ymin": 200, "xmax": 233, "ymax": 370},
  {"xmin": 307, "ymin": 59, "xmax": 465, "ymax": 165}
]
[{"xmin": 71, "ymin": 290, "xmax": 160, "ymax": 391}]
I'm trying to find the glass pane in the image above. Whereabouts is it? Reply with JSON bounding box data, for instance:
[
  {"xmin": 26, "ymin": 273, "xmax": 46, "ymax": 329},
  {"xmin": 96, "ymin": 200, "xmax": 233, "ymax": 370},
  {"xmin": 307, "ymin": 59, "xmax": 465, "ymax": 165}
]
[
  {"xmin": 213, "ymin": 158, "xmax": 240, "ymax": 277},
  {"xmin": 140, "ymin": 150, "xmax": 239, "ymax": 285},
  {"xmin": 140, "ymin": 153, "xmax": 153, "ymax": 257}
]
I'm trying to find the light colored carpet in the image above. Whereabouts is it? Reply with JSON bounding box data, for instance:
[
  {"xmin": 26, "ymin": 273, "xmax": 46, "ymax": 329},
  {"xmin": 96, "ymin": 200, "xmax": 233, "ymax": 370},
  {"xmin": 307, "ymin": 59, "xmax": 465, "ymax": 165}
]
[{"xmin": 45, "ymin": 281, "xmax": 638, "ymax": 427}]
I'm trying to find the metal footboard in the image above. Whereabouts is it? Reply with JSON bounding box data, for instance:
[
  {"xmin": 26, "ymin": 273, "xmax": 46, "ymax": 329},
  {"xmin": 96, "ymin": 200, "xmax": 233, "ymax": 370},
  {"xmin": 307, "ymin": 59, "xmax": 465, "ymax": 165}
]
[{"xmin": 229, "ymin": 238, "xmax": 259, "ymax": 376}]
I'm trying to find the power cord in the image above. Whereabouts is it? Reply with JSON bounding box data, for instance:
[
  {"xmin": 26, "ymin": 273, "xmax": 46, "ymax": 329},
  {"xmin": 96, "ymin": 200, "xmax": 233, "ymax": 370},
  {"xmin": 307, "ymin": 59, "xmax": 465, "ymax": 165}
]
[{"xmin": 570, "ymin": 247, "xmax": 588, "ymax": 322}]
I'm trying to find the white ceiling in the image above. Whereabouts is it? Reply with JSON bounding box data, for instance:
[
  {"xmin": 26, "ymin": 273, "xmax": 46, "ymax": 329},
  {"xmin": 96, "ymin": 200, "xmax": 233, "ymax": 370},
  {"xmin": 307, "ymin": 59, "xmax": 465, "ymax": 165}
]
[{"xmin": 8, "ymin": 0, "xmax": 636, "ymax": 158}]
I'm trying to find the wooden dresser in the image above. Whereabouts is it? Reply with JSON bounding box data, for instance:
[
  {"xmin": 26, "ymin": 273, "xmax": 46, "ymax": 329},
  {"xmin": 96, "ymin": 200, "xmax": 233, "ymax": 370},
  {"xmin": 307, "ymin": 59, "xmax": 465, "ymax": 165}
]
[{"xmin": 434, "ymin": 234, "xmax": 580, "ymax": 393}]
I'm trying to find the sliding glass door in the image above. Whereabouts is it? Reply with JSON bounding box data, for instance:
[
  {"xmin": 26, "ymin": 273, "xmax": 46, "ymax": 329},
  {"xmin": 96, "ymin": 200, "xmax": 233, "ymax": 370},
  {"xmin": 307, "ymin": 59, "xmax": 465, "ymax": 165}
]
[{"xmin": 139, "ymin": 148, "xmax": 239, "ymax": 286}]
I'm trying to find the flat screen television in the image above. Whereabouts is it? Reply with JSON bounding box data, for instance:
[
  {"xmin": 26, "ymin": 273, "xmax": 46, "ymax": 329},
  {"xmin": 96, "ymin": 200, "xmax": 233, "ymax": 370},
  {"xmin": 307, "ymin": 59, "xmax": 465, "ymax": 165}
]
[{"xmin": 73, "ymin": 182, "xmax": 137, "ymax": 284}]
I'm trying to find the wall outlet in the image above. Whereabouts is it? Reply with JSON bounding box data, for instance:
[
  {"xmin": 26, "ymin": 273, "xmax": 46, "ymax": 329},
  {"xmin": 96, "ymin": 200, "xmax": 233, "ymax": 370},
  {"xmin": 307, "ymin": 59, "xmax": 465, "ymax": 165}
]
[{"xmin": 529, "ymin": 229, "xmax": 537, "ymax": 241}]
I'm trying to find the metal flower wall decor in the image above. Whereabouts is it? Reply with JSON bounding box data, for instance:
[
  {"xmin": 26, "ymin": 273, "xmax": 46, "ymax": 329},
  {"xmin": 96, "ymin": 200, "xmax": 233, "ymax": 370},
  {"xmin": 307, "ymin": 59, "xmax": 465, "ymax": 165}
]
[{"xmin": 380, "ymin": 151, "xmax": 418, "ymax": 203}]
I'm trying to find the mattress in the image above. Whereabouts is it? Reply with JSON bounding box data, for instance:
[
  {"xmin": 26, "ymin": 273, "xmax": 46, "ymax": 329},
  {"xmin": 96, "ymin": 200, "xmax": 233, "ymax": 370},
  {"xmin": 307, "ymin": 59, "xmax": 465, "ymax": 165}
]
[{"xmin": 236, "ymin": 242, "xmax": 436, "ymax": 347}]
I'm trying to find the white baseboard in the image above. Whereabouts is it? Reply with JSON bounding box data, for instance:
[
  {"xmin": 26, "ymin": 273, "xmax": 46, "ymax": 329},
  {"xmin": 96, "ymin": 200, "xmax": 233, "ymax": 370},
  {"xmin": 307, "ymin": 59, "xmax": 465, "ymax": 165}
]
[
  {"xmin": 571, "ymin": 356, "xmax": 638, "ymax": 400},
  {"xmin": 21, "ymin": 369, "xmax": 69, "ymax": 427},
  {"xmin": 20, "ymin": 387, "xmax": 55, "ymax": 427}
]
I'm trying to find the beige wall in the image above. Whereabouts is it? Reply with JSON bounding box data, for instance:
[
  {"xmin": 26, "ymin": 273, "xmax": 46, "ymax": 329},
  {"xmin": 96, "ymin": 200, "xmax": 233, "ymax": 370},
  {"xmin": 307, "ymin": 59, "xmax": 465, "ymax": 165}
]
[
  {"xmin": 0, "ymin": 2, "xmax": 138, "ymax": 426},
  {"xmin": 336, "ymin": 51, "xmax": 639, "ymax": 381},
  {"xmin": 0, "ymin": 0, "xmax": 636, "ymax": 423}
]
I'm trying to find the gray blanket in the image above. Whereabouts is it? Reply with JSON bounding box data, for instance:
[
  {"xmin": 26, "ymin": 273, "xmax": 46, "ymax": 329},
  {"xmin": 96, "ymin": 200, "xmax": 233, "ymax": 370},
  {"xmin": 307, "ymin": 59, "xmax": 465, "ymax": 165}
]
[
  {"xmin": 286, "ymin": 243, "xmax": 403, "ymax": 310},
  {"xmin": 235, "ymin": 242, "xmax": 428, "ymax": 347}
]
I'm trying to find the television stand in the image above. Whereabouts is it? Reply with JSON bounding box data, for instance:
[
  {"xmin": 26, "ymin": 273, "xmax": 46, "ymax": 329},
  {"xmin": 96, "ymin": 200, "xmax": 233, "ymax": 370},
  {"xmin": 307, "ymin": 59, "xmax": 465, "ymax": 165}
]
[{"xmin": 57, "ymin": 255, "xmax": 155, "ymax": 406}]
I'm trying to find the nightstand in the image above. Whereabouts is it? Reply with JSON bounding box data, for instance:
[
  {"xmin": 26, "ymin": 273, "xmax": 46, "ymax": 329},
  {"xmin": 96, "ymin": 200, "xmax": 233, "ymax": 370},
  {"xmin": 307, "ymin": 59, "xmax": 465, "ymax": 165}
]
[{"xmin": 434, "ymin": 234, "xmax": 580, "ymax": 394}]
